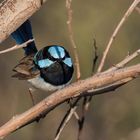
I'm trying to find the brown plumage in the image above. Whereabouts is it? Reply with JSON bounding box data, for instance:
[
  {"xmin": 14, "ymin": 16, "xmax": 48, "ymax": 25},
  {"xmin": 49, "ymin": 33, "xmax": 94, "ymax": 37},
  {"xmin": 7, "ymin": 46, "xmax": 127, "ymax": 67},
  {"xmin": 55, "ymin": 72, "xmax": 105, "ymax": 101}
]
[{"xmin": 12, "ymin": 55, "xmax": 40, "ymax": 80}]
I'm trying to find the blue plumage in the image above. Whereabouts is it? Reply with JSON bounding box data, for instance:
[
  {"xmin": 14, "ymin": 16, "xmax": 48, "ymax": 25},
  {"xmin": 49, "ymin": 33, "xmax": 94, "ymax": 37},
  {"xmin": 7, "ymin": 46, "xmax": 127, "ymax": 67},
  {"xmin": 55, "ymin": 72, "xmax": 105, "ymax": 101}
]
[
  {"xmin": 34, "ymin": 45, "xmax": 74, "ymax": 86},
  {"xmin": 12, "ymin": 20, "xmax": 74, "ymax": 91},
  {"xmin": 48, "ymin": 46, "xmax": 65, "ymax": 59},
  {"xmin": 34, "ymin": 45, "xmax": 73, "ymax": 69},
  {"xmin": 11, "ymin": 20, "xmax": 38, "ymax": 55}
]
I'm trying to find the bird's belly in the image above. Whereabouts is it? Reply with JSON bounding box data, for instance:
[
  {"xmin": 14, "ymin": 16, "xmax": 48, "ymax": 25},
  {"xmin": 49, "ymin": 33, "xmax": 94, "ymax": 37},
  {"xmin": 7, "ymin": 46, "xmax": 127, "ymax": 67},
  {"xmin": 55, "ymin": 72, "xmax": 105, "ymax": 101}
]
[{"xmin": 28, "ymin": 76, "xmax": 68, "ymax": 92}]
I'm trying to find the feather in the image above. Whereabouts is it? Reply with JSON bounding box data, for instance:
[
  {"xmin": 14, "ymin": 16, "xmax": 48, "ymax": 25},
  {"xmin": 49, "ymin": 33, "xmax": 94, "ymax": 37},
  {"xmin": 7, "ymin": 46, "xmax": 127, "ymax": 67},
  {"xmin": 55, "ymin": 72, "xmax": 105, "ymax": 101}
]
[
  {"xmin": 11, "ymin": 20, "xmax": 38, "ymax": 55},
  {"xmin": 12, "ymin": 55, "xmax": 40, "ymax": 80}
]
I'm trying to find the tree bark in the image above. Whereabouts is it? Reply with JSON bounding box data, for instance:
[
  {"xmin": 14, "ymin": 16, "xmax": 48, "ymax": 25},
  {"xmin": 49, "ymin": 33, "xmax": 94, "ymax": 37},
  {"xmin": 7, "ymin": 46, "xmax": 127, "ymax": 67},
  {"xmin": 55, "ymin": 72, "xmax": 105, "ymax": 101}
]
[{"xmin": 0, "ymin": 0, "xmax": 47, "ymax": 43}]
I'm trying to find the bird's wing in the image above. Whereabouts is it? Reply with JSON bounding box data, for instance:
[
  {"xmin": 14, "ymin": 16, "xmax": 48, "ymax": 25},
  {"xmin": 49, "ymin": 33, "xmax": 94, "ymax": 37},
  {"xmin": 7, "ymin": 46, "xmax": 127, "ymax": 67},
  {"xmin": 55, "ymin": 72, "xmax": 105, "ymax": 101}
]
[{"xmin": 12, "ymin": 55, "xmax": 40, "ymax": 80}]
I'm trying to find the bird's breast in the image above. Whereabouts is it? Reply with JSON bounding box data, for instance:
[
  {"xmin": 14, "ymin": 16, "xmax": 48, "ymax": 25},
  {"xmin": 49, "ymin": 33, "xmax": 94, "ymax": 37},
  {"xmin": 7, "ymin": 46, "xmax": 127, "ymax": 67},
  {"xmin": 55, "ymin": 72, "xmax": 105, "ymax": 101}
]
[{"xmin": 28, "ymin": 75, "xmax": 70, "ymax": 92}]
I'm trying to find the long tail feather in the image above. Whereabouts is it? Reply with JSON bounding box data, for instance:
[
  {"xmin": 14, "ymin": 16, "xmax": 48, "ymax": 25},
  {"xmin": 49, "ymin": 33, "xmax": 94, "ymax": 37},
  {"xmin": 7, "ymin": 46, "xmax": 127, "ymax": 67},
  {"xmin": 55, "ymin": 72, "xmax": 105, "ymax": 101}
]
[{"xmin": 11, "ymin": 20, "xmax": 38, "ymax": 55}]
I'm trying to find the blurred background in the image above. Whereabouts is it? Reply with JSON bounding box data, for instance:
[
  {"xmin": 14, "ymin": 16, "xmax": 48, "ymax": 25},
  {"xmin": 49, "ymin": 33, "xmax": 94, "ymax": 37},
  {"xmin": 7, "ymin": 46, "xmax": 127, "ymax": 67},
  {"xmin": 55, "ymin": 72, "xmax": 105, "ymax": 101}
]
[{"xmin": 0, "ymin": 0, "xmax": 140, "ymax": 140}]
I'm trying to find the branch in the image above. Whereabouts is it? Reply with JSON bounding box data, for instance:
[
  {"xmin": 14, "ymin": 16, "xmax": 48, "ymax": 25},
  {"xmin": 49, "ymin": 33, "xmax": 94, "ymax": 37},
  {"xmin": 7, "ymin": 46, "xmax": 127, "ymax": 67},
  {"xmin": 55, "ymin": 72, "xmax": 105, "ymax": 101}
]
[
  {"xmin": 105, "ymin": 48, "xmax": 140, "ymax": 73},
  {"xmin": 0, "ymin": 39, "xmax": 34, "ymax": 54},
  {"xmin": 97, "ymin": 0, "xmax": 140, "ymax": 72},
  {"xmin": 66, "ymin": 0, "xmax": 81, "ymax": 80},
  {"xmin": 0, "ymin": 0, "xmax": 47, "ymax": 43},
  {"xmin": 77, "ymin": 97, "xmax": 90, "ymax": 140},
  {"xmin": 87, "ymin": 77, "xmax": 133, "ymax": 95},
  {"xmin": 54, "ymin": 106, "xmax": 77, "ymax": 140},
  {"xmin": 54, "ymin": 98, "xmax": 80, "ymax": 140},
  {"xmin": 92, "ymin": 38, "xmax": 99, "ymax": 73},
  {"xmin": 0, "ymin": 64, "xmax": 140, "ymax": 138}
]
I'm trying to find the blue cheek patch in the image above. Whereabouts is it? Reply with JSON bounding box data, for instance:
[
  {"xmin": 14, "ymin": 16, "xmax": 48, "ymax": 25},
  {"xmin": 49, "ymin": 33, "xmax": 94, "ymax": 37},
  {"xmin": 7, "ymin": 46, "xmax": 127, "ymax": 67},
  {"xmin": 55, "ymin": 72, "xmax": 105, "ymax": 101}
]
[
  {"xmin": 48, "ymin": 46, "xmax": 65, "ymax": 59},
  {"xmin": 38, "ymin": 59, "xmax": 54, "ymax": 68},
  {"xmin": 63, "ymin": 57, "xmax": 73, "ymax": 67}
]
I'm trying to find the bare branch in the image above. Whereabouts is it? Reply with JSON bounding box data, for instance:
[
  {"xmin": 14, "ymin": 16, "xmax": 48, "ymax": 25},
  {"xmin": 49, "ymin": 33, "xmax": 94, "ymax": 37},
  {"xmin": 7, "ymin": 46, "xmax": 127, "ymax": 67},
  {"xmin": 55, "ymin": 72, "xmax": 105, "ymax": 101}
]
[
  {"xmin": 92, "ymin": 38, "xmax": 99, "ymax": 74},
  {"xmin": 0, "ymin": 39, "xmax": 34, "ymax": 54},
  {"xmin": 54, "ymin": 106, "xmax": 77, "ymax": 140},
  {"xmin": 28, "ymin": 88, "xmax": 35, "ymax": 106},
  {"xmin": 97, "ymin": 0, "xmax": 140, "ymax": 72},
  {"xmin": 66, "ymin": 0, "xmax": 81, "ymax": 80},
  {"xmin": 0, "ymin": 64, "xmax": 140, "ymax": 138},
  {"xmin": 87, "ymin": 77, "xmax": 133, "ymax": 95},
  {"xmin": 105, "ymin": 48, "xmax": 140, "ymax": 73},
  {"xmin": 77, "ymin": 97, "xmax": 91, "ymax": 140},
  {"xmin": 54, "ymin": 98, "xmax": 80, "ymax": 140}
]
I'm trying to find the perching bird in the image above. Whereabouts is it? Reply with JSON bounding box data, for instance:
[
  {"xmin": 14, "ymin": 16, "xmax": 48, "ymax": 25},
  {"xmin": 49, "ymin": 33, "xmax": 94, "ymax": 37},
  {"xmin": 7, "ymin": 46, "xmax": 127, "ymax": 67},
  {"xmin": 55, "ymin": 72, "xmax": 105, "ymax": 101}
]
[{"xmin": 11, "ymin": 20, "xmax": 74, "ymax": 92}]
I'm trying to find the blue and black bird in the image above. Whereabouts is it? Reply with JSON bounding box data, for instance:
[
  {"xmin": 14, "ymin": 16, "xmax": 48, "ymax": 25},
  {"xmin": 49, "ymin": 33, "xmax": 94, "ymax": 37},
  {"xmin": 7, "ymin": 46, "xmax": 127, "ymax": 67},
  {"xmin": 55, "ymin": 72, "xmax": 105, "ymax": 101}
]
[{"xmin": 11, "ymin": 20, "xmax": 74, "ymax": 92}]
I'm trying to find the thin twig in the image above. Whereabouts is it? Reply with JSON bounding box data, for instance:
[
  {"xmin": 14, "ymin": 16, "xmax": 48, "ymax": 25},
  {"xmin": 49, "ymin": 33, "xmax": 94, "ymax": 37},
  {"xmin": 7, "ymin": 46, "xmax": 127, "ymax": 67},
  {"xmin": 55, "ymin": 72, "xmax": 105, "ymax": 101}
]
[
  {"xmin": 97, "ymin": 0, "xmax": 140, "ymax": 72},
  {"xmin": 54, "ymin": 98, "xmax": 81, "ymax": 140},
  {"xmin": 92, "ymin": 38, "xmax": 99, "ymax": 74},
  {"xmin": 0, "ymin": 39, "xmax": 34, "ymax": 54},
  {"xmin": 66, "ymin": 0, "xmax": 81, "ymax": 80},
  {"xmin": 77, "ymin": 39, "xmax": 99, "ymax": 139},
  {"xmin": 54, "ymin": 106, "xmax": 77, "ymax": 140},
  {"xmin": 105, "ymin": 48, "xmax": 140, "ymax": 73},
  {"xmin": 77, "ymin": 97, "xmax": 88, "ymax": 140},
  {"xmin": 77, "ymin": 38, "xmax": 99, "ymax": 139},
  {"xmin": 28, "ymin": 88, "xmax": 35, "ymax": 106}
]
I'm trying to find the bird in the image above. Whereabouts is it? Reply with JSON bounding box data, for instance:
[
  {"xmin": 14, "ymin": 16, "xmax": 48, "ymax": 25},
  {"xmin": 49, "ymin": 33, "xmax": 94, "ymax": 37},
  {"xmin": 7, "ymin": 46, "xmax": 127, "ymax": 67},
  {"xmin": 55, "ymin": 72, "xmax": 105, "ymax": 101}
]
[{"xmin": 11, "ymin": 20, "xmax": 74, "ymax": 92}]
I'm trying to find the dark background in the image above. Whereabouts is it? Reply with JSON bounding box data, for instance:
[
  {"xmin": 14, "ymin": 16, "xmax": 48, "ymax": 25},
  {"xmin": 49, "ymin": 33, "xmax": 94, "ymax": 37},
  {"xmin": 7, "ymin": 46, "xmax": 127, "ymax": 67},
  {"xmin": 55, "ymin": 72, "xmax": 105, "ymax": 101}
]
[{"xmin": 0, "ymin": 0, "xmax": 140, "ymax": 140}]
